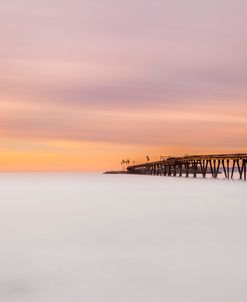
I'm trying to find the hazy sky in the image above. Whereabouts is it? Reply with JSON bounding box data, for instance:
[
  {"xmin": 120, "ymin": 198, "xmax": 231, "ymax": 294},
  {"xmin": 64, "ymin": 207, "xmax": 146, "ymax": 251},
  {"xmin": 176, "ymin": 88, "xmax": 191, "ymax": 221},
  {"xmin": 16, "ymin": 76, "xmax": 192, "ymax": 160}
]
[{"xmin": 1, "ymin": 0, "xmax": 247, "ymax": 171}]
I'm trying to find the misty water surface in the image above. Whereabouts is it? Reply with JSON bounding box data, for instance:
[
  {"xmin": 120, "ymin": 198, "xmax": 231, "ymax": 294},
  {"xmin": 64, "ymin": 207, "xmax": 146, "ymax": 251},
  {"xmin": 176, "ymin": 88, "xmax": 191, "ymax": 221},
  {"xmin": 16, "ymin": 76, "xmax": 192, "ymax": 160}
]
[{"xmin": 0, "ymin": 173, "xmax": 246, "ymax": 302}]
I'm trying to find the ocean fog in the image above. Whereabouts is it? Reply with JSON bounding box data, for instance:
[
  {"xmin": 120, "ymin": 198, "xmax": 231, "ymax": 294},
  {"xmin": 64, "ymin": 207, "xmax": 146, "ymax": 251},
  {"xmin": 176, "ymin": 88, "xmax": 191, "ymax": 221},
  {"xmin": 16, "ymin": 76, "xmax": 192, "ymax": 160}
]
[{"xmin": 0, "ymin": 173, "xmax": 246, "ymax": 302}]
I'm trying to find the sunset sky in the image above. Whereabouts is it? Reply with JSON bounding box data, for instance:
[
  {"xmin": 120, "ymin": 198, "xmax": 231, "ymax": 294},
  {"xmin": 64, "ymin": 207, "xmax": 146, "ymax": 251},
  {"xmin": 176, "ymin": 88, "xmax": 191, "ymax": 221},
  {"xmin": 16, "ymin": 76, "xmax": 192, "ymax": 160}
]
[{"xmin": 1, "ymin": 0, "xmax": 247, "ymax": 171}]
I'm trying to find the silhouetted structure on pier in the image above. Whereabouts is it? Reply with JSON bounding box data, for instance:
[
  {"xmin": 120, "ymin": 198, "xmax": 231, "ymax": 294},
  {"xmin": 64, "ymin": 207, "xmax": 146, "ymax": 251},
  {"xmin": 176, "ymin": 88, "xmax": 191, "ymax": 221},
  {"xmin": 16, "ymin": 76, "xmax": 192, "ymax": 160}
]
[{"xmin": 127, "ymin": 154, "xmax": 247, "ymax": 180}]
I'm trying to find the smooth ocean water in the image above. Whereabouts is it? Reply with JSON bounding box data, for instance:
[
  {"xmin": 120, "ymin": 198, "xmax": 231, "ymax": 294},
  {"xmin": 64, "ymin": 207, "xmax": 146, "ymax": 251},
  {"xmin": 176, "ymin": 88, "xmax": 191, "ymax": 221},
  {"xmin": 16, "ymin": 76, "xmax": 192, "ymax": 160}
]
[{"xmin": 0, "ymin": 173, "xmax": 246, "ymax": 302}]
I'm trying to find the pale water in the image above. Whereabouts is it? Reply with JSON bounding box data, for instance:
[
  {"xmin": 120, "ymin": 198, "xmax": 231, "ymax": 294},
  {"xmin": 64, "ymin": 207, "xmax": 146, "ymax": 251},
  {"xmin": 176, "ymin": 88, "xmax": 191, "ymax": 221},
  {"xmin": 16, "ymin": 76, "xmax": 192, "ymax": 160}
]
[{"xmin": 0, "ymin": 173, "xmax": 246, "ymax": 302}]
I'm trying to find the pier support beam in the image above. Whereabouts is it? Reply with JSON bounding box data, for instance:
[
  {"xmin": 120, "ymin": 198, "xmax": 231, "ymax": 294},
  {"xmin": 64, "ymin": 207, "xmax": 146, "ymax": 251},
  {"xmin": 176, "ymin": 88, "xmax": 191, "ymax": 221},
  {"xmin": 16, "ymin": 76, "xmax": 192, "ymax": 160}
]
[
  {"xmin": 209, "ymin": 160, "xmax": 214, "ymax": 178},
  {"xmin": 179, "ymin": 164, "xmax": 182, "ymax": 177},
  {"xmin": 244, "ymin": 160, "xmax": 247, "ymax": 181},
  {"xmin": 213, "ymin": 159, "xmax": 216, "ymax": 178},
  {"xmin": 237, "ymin": 160, "xmax": 243, "ymax": 180},
  {"xmin": 222, "ymin": 159, "xmax": 227, "ymax": 179},
  {"xmin": 231, "ymin": 160, "xmax": 236, "ymax": 179},
  {"xmin": 227, "ymin": 159, "xmax": 230, "ymax": 179},
  {"xmin": 164, "ymin": 165, "xmax": 167, "ymax": 176},
  {"xmin": 186, "ymin": 163, "xmax": 189, "ymax": 177},
  {"xmin": 168, "ymin": 164, "xmax": 171, "ymax": 176},
  {"xmin": 215, "ymin": 160, "xmax": 220, "ymax": 179},
  {"xmin": 173, "ymin": 164, "xmax": 177, "ymax": 177},
  {"xmin": 193, "ymin": 161, "xmax": 197, "ymax": 178}
]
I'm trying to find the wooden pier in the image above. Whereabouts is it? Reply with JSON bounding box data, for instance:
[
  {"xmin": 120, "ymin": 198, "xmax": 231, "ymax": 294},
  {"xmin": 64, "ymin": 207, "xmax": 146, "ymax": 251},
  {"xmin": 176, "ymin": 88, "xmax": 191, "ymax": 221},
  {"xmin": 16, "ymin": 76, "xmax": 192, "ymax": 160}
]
[{"xmin": 127, "ymin": 154, "xmax": 247, "ymax": 180}]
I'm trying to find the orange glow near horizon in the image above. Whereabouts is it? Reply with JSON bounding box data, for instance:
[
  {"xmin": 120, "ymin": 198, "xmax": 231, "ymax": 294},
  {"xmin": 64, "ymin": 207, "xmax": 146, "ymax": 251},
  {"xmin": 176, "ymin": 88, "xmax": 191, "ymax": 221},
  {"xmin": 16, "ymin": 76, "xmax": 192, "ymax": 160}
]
[
  {"xmin": 0, "ymin": 124, "xmax": 247, "ymax": 172},
  {"xmin": 1, "ymin": 98, "xmax": 247, "ymax": 171}
]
